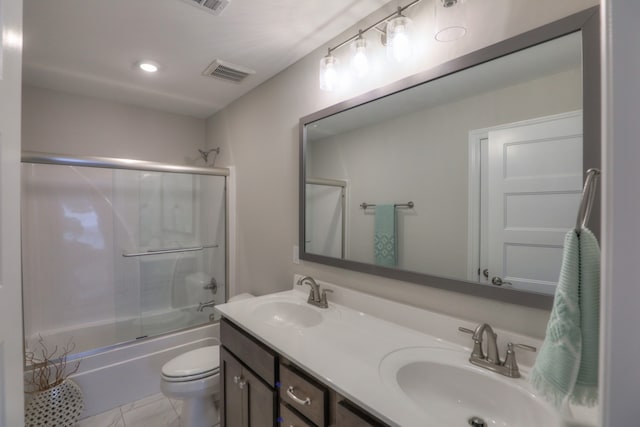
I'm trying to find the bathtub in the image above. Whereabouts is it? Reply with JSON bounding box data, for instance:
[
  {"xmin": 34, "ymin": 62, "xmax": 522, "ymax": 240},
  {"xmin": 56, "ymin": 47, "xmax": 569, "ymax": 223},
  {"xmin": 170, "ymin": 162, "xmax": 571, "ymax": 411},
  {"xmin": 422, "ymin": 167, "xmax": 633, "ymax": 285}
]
[{"xmin": 60, "ymin": 322, "xmax": 219, "ymax": 418}]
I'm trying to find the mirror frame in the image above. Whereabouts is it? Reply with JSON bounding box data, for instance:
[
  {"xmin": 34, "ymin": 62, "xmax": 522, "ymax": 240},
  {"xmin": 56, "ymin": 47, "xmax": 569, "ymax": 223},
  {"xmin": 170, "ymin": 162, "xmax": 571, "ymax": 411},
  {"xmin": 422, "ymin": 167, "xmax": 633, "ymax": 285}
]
[{"xmin": 299, "ymin": 7, "xmax": 600, "ymax": 310}]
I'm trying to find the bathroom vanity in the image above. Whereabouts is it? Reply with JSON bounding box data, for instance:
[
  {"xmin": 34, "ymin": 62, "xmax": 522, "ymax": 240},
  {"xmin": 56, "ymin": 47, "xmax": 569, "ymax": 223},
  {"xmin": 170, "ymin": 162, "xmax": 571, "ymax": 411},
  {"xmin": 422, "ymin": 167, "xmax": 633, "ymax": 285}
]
[
  {"xmin": 220, "ymin": 317, "xmax": 386, "ymax": 426},
  {"xmin": 215, "ymin": 279, "xmax": 566, "ymax": 427}
]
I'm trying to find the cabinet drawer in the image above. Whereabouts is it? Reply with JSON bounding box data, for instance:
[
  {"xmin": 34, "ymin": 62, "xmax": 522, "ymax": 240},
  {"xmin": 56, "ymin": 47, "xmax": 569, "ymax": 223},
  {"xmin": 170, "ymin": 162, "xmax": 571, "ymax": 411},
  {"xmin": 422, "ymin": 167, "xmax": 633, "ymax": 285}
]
[
  {"xmin": 279, "ymin": 403, "xmax": 314, "ymax": 427},
  {"xmin": 221, "ymin": 318, "xmax": 277, "ymax": 386},
  {"xmin": 335, "ymin": 400, "xmax": 389, "ymax": 427},
  {"xmin": 279, "ymin": 364, "xmax": 328, "ymax": 427}
]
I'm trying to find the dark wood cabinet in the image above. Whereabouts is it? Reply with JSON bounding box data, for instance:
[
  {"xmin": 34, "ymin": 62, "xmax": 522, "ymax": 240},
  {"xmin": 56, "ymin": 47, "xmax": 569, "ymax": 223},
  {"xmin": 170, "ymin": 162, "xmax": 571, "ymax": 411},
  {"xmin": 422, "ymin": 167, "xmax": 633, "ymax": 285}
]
[
  {"xmin": 220, "ymin": 317, "xmax": 388, "ymax": 427},
  {"xmin": 335, "ymin": 400, "xmax": 388, "ymax": 427},
  {"xmin": 220, "ymin": 319, "xmax": 277, "ymax": 427}
]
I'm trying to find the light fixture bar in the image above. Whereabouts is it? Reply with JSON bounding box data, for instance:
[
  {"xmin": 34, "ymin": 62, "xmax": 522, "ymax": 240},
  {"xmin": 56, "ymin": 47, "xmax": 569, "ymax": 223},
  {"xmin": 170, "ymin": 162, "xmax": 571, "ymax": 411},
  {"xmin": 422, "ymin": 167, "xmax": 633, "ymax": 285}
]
[{"xmin": 326, "ymin": 0, "xmax": 424, "ymax": 54}]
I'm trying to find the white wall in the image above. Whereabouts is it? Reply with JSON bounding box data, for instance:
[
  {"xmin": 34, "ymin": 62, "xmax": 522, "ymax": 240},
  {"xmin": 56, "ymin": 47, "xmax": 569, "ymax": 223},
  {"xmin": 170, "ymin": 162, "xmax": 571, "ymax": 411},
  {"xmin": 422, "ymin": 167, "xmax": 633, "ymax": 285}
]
[
  {"xmin": 205, "ymin": 0, "xmax": 598, "ymax": 338},
  {"xmin": 22, "ymin": 85, "xmax": 206, "ymax": 163},
  {"xmin": 309, "ymin": 68, "xmax": 581, "ymax": 278},
  {"xmin": 0, "ymin": 0, "xmax": 25, "ymax": 423},
  {"xmin": 600, "ymin": 0, "xmax": 640, "ymax": 425}
]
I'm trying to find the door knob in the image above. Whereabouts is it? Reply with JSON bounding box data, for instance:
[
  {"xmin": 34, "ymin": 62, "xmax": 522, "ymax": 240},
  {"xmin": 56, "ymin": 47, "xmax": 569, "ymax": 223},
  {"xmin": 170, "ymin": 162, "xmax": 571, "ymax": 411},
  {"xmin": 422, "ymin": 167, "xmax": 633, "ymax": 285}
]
[{"xmin": 491, "ymin": 276, "xmax": 512, "ymax": 287}]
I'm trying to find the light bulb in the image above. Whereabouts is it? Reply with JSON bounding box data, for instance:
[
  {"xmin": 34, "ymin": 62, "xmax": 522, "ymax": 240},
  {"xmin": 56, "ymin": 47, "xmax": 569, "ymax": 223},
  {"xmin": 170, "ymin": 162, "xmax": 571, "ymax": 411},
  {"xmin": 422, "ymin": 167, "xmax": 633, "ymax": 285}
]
[
  {"xmin": 350, "ymin": 36, "xmax": 369, "ymax": 78},
  {"xmin": 386, "ymin": 15, "xmax": 413, "ymax": 63},
  {"xmin": 319, "ymin": 53, "xmax": 339, "ymax": 92},
  {"xmin": 138, "ymin": 61, "xmax": 159, "ymax": 73}
]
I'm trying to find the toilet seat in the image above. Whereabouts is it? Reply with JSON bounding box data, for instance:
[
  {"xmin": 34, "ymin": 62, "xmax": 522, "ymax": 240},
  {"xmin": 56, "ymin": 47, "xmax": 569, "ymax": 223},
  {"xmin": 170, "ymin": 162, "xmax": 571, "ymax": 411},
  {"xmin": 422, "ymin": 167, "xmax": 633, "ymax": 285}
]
[{"xmin": 161, "ymin": 345, "xmax": 220, "ymax": 383}]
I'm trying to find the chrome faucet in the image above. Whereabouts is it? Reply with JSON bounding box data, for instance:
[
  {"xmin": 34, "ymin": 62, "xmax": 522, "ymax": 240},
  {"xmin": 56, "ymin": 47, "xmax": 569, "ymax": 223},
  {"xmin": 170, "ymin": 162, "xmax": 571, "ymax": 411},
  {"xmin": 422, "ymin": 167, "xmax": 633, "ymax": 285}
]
[
  {"xmin": 296, "ymin": 276, "xmax": 332, "ymax": 309},
  {"xmin": 197, "ymin": 299, "xmax": 216, "ymax": 312},
  {"xmin": 459, "ymin": 324, "xmax": 536, "ymax": 378}
]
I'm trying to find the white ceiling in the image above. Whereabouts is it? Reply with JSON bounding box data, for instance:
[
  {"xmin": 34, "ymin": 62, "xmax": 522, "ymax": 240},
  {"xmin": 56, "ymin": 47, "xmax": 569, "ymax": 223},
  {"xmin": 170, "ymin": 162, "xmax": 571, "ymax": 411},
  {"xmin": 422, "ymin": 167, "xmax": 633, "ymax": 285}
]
[{"xmin": 23, "ymin": 0, "xmax": 393, "ymax": 118}]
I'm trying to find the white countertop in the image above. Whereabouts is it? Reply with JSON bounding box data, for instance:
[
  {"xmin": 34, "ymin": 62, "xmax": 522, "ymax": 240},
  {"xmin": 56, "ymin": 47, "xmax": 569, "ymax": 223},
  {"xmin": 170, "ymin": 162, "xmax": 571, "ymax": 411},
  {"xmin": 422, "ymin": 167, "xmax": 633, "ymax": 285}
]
[{"xmin": 215, "ymin": 277, "xmax": 587, "ymax": 426}]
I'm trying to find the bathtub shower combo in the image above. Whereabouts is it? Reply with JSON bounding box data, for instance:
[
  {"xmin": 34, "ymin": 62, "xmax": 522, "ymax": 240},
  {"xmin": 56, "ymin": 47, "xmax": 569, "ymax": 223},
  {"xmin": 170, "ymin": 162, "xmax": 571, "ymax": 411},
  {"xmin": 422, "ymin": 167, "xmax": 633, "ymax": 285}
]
[{"xmin": 21, "ymin": 152, "xmax": 228, "ymax": 416}]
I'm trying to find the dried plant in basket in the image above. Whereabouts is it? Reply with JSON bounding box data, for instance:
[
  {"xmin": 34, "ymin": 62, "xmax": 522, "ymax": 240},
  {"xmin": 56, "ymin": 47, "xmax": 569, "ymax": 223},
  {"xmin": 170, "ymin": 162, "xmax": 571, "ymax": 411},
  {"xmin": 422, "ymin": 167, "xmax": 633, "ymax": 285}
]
[{"xmin": 24, "ymin": 335, "xmax": 81, "ymax": 393}]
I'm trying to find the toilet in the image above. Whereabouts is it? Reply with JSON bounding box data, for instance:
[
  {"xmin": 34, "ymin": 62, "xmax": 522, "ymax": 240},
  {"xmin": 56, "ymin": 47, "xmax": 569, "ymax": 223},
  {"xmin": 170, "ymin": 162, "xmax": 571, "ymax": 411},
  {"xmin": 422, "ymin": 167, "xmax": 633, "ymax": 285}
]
[{"xmin": 160, "ymin": 293, "xmax": 254, "ymax": 427}]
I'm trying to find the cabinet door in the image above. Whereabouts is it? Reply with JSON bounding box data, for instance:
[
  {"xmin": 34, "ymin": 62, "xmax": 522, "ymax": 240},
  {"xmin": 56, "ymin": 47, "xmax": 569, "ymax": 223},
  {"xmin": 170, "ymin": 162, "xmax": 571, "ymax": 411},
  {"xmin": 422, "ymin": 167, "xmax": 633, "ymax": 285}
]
[
  {"xmin": 222, "ymin": 347, "xmax": 245, "ymax": 427},
  {"xmin": 244, "ymin": 367, "xmax": 276, "ymax": 427},
  {"xmin": 335, "ymin": 400, "xmax": 389, "ymax": 427}
]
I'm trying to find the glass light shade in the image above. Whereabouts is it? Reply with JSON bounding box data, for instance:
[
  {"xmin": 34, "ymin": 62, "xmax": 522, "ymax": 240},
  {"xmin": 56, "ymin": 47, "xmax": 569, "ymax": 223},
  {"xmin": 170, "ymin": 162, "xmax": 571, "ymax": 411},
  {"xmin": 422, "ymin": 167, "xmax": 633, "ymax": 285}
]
[
  {"xmin": 350, "ymin": 37, "xmax": 369, "ymax": 78},
  {"xmin": 319, "ymin": 54, "xmax": 340, "ymax": 92},
  {"xmin": 435, "ymin": 0, "xmax": 467, "ymax": 42},
  {"xmin": 386, "ymin": 15, "xmax": 413, "ymax": 63}
]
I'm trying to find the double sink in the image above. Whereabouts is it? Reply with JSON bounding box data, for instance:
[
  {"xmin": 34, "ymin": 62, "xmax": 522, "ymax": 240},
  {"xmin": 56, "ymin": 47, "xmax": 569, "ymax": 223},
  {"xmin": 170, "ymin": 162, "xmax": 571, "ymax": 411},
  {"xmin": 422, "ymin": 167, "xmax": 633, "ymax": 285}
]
[{"xmin": 217, "ymin": 288, "xmax": 559, "ymax": 427}]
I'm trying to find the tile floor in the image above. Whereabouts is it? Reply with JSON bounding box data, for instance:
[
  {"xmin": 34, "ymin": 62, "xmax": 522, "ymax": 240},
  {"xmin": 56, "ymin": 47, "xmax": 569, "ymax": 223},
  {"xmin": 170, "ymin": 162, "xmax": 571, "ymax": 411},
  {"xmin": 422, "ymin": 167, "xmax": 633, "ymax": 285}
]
[{"xmin": 76, "ymin": 393, "xmax": 219, "ymax": 427}]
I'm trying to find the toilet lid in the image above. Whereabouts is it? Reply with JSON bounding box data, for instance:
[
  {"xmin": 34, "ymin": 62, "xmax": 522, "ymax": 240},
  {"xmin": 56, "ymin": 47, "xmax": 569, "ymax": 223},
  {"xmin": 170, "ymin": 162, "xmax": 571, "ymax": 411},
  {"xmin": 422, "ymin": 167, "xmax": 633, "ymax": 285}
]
[{"xmin": 162, "ymin": 345, "xmax": 220, "ymax": 379}]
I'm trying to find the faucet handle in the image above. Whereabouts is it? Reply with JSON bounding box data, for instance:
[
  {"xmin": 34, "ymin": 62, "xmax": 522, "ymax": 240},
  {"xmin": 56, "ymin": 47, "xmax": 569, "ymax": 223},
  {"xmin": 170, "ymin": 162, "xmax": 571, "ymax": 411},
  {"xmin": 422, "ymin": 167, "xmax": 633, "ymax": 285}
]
[
  {"xmin": 502, "ymin": 342, "xmax": 536, "ymax": 378},
  {"xmin": 458, "ymin": 326, "xmax": 485, "ymax": 360},
  {"xmin": 512, "ymin": 343, "xmax": 536, "ymax": 352},
  {"xmin": 320, "ymin": 289, "xmax": 333, "ymax": 307}
]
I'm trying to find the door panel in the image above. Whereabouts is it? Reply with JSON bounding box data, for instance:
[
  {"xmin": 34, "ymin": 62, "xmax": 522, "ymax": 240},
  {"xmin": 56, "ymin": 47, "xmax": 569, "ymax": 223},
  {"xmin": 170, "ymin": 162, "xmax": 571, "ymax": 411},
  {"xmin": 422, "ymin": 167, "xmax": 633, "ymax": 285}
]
[
  {"xmin": 487, "ymin": 111, "xmax": 582, "ymax": 294},
  {"xmin": 244, "ymin": 368, "xmax": 276, "ymax": 427},
  {"xmin": 221, "ymin": 348, "xmax": 244, "ymax": 427}
]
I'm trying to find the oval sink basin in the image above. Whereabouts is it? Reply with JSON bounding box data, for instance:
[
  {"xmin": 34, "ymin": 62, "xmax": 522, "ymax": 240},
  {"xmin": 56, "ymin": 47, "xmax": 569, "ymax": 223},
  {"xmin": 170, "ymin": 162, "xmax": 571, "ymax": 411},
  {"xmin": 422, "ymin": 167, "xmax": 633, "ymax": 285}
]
[
  {"xmin": 379, "ymin": 347, "xmax": 559, "ymax": 427},
  {"xmin": 251, "ymin": 301, "xmax": 323, "ymax": 328}
]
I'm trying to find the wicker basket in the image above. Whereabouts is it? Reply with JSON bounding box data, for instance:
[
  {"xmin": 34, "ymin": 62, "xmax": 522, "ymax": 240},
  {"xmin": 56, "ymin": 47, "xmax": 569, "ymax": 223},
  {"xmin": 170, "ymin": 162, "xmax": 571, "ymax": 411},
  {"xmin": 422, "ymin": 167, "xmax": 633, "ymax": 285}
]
[{"xmin": 25, "ymin": 379, "xmax": 84, "ymax": 427}]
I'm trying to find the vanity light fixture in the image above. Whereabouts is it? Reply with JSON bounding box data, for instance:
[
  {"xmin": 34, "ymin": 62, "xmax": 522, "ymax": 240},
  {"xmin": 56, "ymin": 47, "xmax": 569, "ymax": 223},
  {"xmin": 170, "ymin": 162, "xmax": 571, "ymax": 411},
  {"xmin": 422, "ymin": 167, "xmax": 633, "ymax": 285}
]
[
  {"xmin": 138, "ymin": 61, "xmax": 159, "ymax": 73},
  {"xmin": 319, "ymin": 50, "xmax": 340, "ymax": 92},
  {"xmin": 317, "ymin": 0, "xmax": 425, "ymax": 91},
  {"xmin": 386, "ymin": 8, "xmax": 413, "ymax": 63},
  {"xmin": 350, "ymin": 31, "xmax": 369, "ymax": 78},
  {"xmin": 434, "ymin": 0, "xmax": 468, "ymax": 42}
]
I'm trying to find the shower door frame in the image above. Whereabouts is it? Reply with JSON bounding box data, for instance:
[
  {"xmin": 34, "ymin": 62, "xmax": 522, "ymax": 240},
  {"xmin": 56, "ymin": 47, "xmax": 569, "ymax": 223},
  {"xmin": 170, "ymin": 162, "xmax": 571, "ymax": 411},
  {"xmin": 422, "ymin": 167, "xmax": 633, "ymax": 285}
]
[{"xmin": 21, "ymin": 150, "xmax": 230, "ymax": 361}]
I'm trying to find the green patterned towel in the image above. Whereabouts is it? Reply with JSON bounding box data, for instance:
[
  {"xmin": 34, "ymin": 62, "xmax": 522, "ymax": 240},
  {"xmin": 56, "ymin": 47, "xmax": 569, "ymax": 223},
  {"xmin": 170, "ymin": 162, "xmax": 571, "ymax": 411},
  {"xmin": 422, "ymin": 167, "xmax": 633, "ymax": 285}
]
[
  {"xmin": 374, "ymin": 205, "xmax": 397, "ymax": 267},
  {"xmin": 530, "ymin": 227, "xmax": 600, "ymax": 407}
]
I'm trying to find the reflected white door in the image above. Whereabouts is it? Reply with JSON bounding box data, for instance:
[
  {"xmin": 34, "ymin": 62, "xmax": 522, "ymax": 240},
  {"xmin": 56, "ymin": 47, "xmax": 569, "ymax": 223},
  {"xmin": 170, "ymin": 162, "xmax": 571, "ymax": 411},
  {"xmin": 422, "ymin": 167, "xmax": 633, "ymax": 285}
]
[
  {"xmin": 487, "ymin": 111, "xmax": 582, "ymax": 294},
  {"xmin": 0, "ymin": 0, "xmax": 25, "ymax": 424}
]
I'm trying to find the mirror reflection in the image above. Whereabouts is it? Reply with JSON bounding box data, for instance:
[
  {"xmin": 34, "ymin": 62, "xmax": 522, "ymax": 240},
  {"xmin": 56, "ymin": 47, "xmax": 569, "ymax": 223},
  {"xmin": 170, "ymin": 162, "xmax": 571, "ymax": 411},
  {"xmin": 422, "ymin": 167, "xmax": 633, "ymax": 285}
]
[{"xmin": 304, "ymin": 32, "xmax": 583, "ymax": 296}]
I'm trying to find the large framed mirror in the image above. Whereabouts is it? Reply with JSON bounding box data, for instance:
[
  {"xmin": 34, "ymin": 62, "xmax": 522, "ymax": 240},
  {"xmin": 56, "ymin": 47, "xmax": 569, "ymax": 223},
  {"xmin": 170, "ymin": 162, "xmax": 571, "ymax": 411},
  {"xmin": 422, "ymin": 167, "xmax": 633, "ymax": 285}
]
[{"xmin": 299, "ymin": 7, "xmax": 600, "ymax": 309}]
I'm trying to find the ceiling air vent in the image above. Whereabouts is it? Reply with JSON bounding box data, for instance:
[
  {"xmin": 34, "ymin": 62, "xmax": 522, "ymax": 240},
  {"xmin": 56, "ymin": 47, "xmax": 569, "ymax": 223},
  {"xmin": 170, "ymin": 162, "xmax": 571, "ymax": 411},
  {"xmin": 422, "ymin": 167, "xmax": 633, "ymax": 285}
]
[
  {"xmin": 203, "ymin": 59, "xmax": 255, "ymax": 84},
  {"xmin": 181, "ymin": 0, "xmax": 230, "ymax": 16}
]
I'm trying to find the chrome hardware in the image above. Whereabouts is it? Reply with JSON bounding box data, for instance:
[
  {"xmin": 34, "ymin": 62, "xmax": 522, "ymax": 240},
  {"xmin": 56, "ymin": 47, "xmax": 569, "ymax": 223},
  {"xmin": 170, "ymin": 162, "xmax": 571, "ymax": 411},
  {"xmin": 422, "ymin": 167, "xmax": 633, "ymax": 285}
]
[
  {"xmin": 122, "ymin": 244, "xmax": 219, "ymax": 257},
  {"xmin": 197, "ymin": 299, "xmax": 216, "ymax": 312},
  {"xmin": 459, "ymin": 324, "xmax": 536, "ymax": 378},
  {"xmin": 491, "ymin": 276, "xmax": 512, "ymax": 287},
  {"xmin": 473, "ymin": 323, "xmax": 500, "ymax": 364},
  {"xmin": 296, "ymin": 276, "xmax": 331, "ymax": 308},
  {"xmin": 204, "ymin": 277, "xmax": 217, "ymax": 293},
  {"xmin": 320, "ymin": 289, "xmax": 333, "ymax": 308},
  {"xmin": 233, "ymin": 375, "xmax": 247, "ymax": 389},
  {"xmin": 468, "ymin": 416, "xmax": 487, "ymax": 427},
  {"xmin": 482, "ymin": 268, "xmax": 489, "ymax": 279},
  {"xmin": 502, "ymin": 342, "xmax": 537, "ymax": 378},
  {"xmin": 286, "ymin": 386, "xmax": 311, "ymax": 406}
]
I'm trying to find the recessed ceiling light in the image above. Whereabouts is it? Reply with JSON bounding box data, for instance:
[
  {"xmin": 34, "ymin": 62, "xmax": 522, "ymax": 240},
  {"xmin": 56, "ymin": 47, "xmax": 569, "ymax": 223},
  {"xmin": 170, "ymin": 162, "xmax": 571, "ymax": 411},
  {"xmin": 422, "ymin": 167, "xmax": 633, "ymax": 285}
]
[{"xmin": 138, "ymin": 61, "xmax": 159, "ymax": 73}]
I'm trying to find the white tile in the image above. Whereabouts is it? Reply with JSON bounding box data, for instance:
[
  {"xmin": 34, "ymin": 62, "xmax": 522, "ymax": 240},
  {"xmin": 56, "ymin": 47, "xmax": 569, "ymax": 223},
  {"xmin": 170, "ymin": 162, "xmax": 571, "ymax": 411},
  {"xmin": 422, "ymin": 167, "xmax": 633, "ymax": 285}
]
[
  {"xmin": 76, "ymin": 407, "xmax": 124, "ymax": 427},
  {"xmin": 121, "ymin": 395, "xmax": 179, "ymax": 427},
  {"xmin": 169, "ymin": 397, "xmax": 183, "ymax": 414},
  {"xmin": 119, "ymin": 393, "xmax": 166, "ymax": 414}
]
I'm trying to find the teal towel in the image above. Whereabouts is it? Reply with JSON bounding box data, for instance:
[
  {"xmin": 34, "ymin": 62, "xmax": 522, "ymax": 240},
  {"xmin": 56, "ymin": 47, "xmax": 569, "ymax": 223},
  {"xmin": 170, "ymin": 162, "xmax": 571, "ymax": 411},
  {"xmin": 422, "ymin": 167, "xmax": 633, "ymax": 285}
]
[
  {"xmin": 374, "ymin": 205, "xmax": 397, "ymax": 267},
  {"xmin": 530, "ymin": 227, "xmax": 600, "ymax": 407}
]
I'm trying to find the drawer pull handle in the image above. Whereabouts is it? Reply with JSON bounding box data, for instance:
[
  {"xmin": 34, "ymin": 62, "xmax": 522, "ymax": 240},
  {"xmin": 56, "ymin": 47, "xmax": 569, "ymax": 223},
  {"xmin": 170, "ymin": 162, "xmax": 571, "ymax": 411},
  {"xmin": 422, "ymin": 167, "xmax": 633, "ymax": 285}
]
[{"xmin": 286, "ymin": 386, "xmax": 311, "ymax": 406}]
